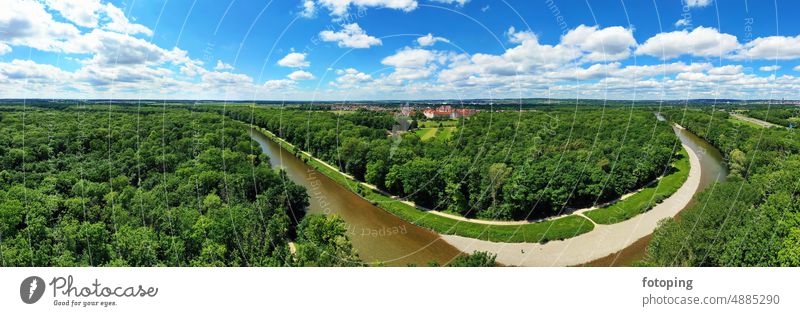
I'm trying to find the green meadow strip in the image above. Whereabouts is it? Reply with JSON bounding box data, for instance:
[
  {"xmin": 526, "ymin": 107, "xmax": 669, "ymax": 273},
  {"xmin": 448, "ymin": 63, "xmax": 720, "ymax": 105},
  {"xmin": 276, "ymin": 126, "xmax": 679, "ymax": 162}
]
[
  {"xmin": 250, "ymin": 124, "xmax": 691, "ymax": 243},
  {"xmin": 250, "ymin": 125, "xmax": 595, "ymax": 243},
  {"xmin": 584, "ymin": 148, "xmax": 690, "ymax": 225}
]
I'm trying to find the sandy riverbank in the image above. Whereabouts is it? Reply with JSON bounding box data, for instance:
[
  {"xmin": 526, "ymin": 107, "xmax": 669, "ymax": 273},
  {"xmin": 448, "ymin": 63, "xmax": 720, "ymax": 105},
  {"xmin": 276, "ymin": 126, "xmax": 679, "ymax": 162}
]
[{"xmin": 440, "ymin": 140, "xmax": 702, "ymax": 266}]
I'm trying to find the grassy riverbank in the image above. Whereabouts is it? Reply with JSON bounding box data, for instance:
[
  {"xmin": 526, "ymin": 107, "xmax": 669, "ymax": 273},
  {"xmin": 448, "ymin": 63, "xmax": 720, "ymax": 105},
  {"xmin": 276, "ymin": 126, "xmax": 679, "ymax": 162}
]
[
  {"xmin": 249, "ymin": 124, "xmax": 690, "ymax": 243},
  {"xmin": 250, "ymin": 125, "xmax": 594, "ymax": 243},
  {"xmin": 584, "ymin": 148, "xmax": 691, "ymax": 224}
]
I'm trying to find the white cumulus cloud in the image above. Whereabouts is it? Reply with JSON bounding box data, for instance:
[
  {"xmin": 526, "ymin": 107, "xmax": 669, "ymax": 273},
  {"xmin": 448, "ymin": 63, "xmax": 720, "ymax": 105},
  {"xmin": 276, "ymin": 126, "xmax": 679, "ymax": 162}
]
[
  {"xmin": 735, "ymin": 35, "xmax": 800, "ymax": 60},
  {"xmin": 316, "ymin": 0, "xmax": 418, "ymax": 16},
  {"xmin": 300, "ymin": 0, "xmax": 316, "ymax": 18},
  {"xmin": 201, "ymin": 71, "xmax": 253, "ymax": 86},
  {"xmin": 101, "ymin": 3, "xmax": 152, "ymax": 36},
  {"xmin": 288, "ymin": 70, "xmax": 315, "ymax": 80},
  {"xmin": 44, "ymin": 0, "xmax": 104, "ymax": 28},
  {"xmin": 0, "ymin": 59, "xmax": 73, "ymax": 82},
  {"xmin": 320, "ymin": 23, "xmax": 382, "ymax": 48},
  {"xmin": 430, "ymin": 0, "xmax": 470, "ymax": 6},
  {"xmin": 278, "ymin": 52, "xmax": 310, "ymax": 68},
  {"xmin": 759, "ymin": 65, "xmax": 780, "ymax": 72},
  {"xmin": 0, "ymin": 0, "xmax": 82, "ymax": 52},
  {"xmin": 0, "ymin": 43, "xmax": 11, "ymax": 55},
  {"xmin": 502, "ymin": 27, "xmax": 581, "ymax": 70},
  {"xmin": 417, "ymin": 33, "xmax": 450, "ymax": 47},
  {"xmin": 215, "ymin": 60, "xmax": 234, "ymax": 70},
  {"xmin": 636, "ymin": 26, "xmax": 740, "ymax": 59},
  {"xmin": 707, "ymin": 64, "xmax": 742, "ymax": 75},
  {"xmin": 382, "ymin": 48, "xmax": 438, "ymax": 68},
  {"xmin": 674, "ymin": 18, "xmax": 691, "ymax": 28},
  {"xmin": 263, "ymin": 79, "xmax": 296, "ymax": 90},
  {"xmin": 382, "ymin": 48, "xmax": 443, "ymax": 81},
  {"xmin": 561, "ymin": 25, "xmax": 637, "ymax": 62},
  {"xmin": 63, "ymin": 29, "xmax": 183, "ymax": 66},
  {"xmin": 685, "ymin": 0, "xmax": 712, "ymax": 8},
  {"xmin": 437, "ymin": 27, "xmax": 583, "ymax": 85},
  {"xmin": 333, "ymin": 68, "xmax": 373, "ymax": 87}
]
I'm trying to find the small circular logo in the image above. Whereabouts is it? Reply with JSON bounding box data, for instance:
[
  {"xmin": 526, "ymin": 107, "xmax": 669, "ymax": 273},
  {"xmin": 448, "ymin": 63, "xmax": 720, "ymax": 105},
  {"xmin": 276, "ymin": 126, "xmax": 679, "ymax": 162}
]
[{"xmin": 20, "ymin": 276, "xmax": 45, "ymax": 304}]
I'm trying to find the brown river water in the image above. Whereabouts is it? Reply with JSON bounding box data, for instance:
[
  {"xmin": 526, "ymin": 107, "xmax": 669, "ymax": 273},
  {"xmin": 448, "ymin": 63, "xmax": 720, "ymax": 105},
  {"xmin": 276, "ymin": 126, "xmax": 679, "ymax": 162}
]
[
  {"xmin": 249, "ymin": 128, "xmax": 462, "ymax": 266},
  {"xmin": 250, "ymin": 124, "xmax": 727, "ymax": 267},
  {"xmin": 583, "ymin": 126, "xmax": 729, "ymax": 266}
]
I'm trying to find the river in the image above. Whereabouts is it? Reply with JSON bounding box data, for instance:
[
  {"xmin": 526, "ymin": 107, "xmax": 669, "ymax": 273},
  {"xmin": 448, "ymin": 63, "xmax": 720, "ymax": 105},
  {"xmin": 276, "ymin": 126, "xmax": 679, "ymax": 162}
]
[
  {"xmin": 249, "ymin": 127, "xmax": 462, "ymax": 266},
  {"xmin": 583, "ymin": 126, "xmax": 729, "ymax": 266},
  {"xmin": 250, "ymin": 124, "xmax": 727, "ymax": 267}
]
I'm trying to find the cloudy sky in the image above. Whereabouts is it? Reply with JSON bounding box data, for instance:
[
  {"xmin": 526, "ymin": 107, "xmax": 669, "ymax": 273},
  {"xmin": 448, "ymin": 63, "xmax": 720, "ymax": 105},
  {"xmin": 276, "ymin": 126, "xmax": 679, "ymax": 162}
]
[{"xmin": 1, "ymin": 0, "xmax": 800, "ymax": 101}]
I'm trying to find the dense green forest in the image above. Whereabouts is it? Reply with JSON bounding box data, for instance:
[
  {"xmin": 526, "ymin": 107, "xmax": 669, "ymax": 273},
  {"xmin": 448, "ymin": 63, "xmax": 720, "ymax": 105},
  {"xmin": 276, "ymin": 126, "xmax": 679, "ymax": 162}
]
[
  {"xmin": 646, "ymin": 109, "xmax": 800, "ymax": 266},
  {"xmin": 9, "ymin": 101, "xmax": 796, "ymax": 267},
  {"xmin": 0, "ymin": 105, "xmax": 362, "ymax": 267},
  {"xmin": 225, "ymin": 107, "xmax": 680, "ymax": 221},
  {"xmin": 741, "ymin": 106, "xmax": 800, "ymax": 128}
]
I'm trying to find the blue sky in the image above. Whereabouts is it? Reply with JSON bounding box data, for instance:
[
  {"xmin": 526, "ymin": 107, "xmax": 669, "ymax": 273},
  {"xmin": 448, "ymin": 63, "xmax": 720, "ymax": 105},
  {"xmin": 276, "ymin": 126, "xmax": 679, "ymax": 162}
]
[{"xmin": 2, "ymin": 0, "xmax": 800, "ymax": 100}]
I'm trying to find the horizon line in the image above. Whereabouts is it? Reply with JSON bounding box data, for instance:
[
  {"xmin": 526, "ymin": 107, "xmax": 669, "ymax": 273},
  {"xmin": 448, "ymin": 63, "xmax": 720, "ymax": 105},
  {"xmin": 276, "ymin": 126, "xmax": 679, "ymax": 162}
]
[{"xmin": 2, "ymin": 98, "xmax": 799, "ymax": 103}]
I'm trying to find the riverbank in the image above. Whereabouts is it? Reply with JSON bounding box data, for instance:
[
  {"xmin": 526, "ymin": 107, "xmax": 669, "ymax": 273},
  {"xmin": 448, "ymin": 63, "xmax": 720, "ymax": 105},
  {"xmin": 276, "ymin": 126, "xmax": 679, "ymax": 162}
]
[
  {"xmin": 427, "ymin": 147, "xmax": 689, "ymax": 227},
  {"xmin": 248, "ymin": 124, "xmax": 595, "ymax": 243},
  {"xmin": 248, "ymin": 126, "xmax": 463, "ymax": 265},
  {"xmin": 440, "ymin": 136, "xmax": 703, "ymax": 266},
  {"xmin": 246, "ymin": 122, "xmax": 692, "ymax": 246}
]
